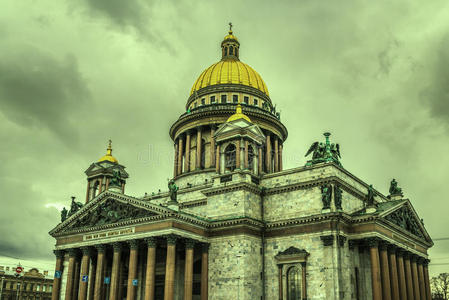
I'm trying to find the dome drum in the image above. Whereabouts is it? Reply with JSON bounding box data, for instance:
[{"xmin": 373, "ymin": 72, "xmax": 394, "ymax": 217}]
[
  {"xmin": 186, "ymin": 84, "xmax": 272, "ymax": 110},
  {"xmin": 170, "ymin": 103, "xmax": 287, "ymax": 141}
]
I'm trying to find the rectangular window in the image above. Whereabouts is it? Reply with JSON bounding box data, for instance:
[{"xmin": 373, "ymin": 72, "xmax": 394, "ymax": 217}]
[
  {"xmin": 253, "ymin": 98, "xmax": 258, "ymax": 106},
  {"xmin": 193, "ymin": 102, "xmax": 197, "ymax": 108},
  {"xmin": 221, "ymin": 95, "xmax": 227, "ymax": 103},
  {"xmin": 37, "ymin": 284, "xmax": 40, "ymax": 291},
  {"xmin": 244, "ymin": 96, "xmax": 249, "ymax": 104},
  {"xmin": 233, "ymin": 95, "xmax": 238, "ymax": 103},
  {"xmin": 201, "ymin": 98, "xmax": 205, "ymax": 105},
  {"xmin": 210, "ymin": 96, "xmax": 216, "ymax": 103}
]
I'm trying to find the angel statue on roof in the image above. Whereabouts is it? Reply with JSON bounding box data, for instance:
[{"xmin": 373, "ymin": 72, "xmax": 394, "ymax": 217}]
[{"xmin": 305, "ymin": 132, "xmax": 342, "ymax": 167}]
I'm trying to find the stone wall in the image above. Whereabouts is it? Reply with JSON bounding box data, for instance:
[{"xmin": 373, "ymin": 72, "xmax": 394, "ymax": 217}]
[
  {"xmin": 264, "ymin": 187, "xmax": 322, "ymax": 221},
  {"xmin": 208, "ymin": 235, "xmax": 263, "ymax": 300}
]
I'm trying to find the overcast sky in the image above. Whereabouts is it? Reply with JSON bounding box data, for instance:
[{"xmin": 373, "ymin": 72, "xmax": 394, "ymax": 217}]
[{"xmin": 0, "ymin": 0, "xmax": 448, "ymax": 276}]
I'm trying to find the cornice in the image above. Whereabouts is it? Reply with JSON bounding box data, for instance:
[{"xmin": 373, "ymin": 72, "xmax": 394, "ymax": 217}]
[
  {"xmin": 266, "ymin": 212, "xmax": 352, "ymax": 230},
  {"xmin": 169, "ymin": 104, "xmax": 287, "ymax": 141},
  {"xmin": 202, "ymin": 181, "xmax": 262, "ymax": 196}
]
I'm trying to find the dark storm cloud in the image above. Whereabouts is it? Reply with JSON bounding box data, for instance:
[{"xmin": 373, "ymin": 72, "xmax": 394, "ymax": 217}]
[
  {"xmin": 0, "ymin": 176, "xmax": 59, "ymax": 260},
  {"xmin": 421, "ymin": 33, "xmax": 449, "ymax": 126},
  {"xmin": 0, "ymin": 48, "xmax": 89, "ymax": 144},
  {"xmin": 75, "ymin": 0, "xmax": 190, "ymax": 52}
]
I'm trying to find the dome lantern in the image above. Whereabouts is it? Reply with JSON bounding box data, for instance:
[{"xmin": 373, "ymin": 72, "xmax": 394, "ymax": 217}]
[
  {"xmin": 221, "ymin": 22, "xmax": 240, "ymax": 61},
  {"xmin": 98, "ymin": 139, "xmax": 118, "ymax": 164}
]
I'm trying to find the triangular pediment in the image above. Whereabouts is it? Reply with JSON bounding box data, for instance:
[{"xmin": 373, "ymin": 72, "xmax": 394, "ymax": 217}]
[
  {"xmin": 380, "ymin": 200, "xmax": 431, "ymax": 243},
  {"xmin": 214, "ymin": 120, "xmax": 265, "ymax": 142},
  {"xmin": 49, "ymin": 192, "xmax": 172, "ymax": 236}
]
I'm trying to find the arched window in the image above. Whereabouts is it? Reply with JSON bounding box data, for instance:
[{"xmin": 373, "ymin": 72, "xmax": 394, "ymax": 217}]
[
  {"xmin": 225, "ymin": 144, "xmax": 236, "ymax": 172},
  {"xmin": 224, "ymin": 47, "xmax": 228, "ymax": 56},
  {"xmin": 287, "ymin": 266, "xmax": 302, "ymax": 300},
  {"xmin": 248, "ymin": 145, "xmax": 254, "ymax": 170},
  {"xmin": 230, "ymin": 46, "xmax": 234, "ymax": 55},
  {"xmin": 200, "ymin": 138, "xmax": 206, "ymax": 169}
]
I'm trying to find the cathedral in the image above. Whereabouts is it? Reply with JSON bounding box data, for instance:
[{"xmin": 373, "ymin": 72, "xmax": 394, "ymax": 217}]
[{"xmin": 49, "ymin": 27, "xmax": 433, "ymax": 300}]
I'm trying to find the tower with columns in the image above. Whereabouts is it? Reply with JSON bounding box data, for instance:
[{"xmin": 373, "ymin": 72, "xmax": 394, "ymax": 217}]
[{"xmin": 49, "ymin": 28, "xmax": 433, "ymax": 300}]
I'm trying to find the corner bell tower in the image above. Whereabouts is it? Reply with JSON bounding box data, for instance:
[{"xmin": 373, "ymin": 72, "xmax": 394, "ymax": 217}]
[{"xmin": 84, "ymin": 140, "xmax": 129, "ymax": 203}]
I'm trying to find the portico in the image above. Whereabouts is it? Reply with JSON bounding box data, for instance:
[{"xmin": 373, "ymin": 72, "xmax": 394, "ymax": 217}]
[{"xmin": 50, "ymin": 192, "xmax": 210, "ymax": 300}]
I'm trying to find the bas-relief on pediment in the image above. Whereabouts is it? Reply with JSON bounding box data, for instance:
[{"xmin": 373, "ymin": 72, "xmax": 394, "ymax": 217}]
[
  {"xmin": 70, "ymin": 198, "xmax": 157, "ymax": 230},
  {"xmin": 384, "ymin": 205, "xmax": 426, "ymax": 240}
]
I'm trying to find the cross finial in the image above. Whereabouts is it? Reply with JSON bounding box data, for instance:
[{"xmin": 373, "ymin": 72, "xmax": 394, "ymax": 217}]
[
  {"xmin": 108, "ymin": 139, "xmax": 112, "ymax": 150},
  {"xmin": 228, "ymin": 22, "xmax": 233, "ymax": 32}
]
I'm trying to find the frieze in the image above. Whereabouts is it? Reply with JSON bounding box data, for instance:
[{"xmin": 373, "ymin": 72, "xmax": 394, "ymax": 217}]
[
  {"xmin": 385, "ymin": 206, "xmax": 426, "ymax": 239},
  {"xmin": 83, "ymin": 227, "xmax": 135, "ymax": 241}
]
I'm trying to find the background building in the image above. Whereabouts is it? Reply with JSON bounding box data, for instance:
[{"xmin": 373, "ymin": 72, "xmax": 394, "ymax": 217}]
[{"xmin": 0, "ymin": 266, "xmax": 53, "ymax": 300}]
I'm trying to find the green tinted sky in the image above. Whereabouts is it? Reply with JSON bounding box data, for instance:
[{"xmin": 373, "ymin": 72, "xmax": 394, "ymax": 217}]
[{"xmin": 0, "ymin": 0, "xmax": 448, "ymax": 275}]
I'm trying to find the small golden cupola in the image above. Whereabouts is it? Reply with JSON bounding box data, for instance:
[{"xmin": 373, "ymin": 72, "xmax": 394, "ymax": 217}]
[
  {"xmin": 227, "ymin": 104, "xmax": 251, "ymax": 123},
  {"xmin": 221, "ymin": 22, "xmax": 240, "ymax": 60},
  {"xmin": 98, "ymin": 140, "xmax": 118, "ymax": 163}
]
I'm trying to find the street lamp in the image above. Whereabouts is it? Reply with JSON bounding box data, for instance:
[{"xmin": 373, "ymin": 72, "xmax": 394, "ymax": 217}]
[
  {"xmin": 0, "ymin": 276, "xmax": 5, "ymax": 300},
  {"xmin": 16, "ymin": 282, "xmax": 21, "ymax": 300}
]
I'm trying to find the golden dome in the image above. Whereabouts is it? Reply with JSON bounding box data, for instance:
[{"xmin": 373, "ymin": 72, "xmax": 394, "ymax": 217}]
[
  {"xmin": 98, "ymin": 140, "xmax": 118, "ymax": 163},
  {"xmin": 227, "ymin": 104, "xmax": 251, "ymax": 123},
  {"xmin": 190, "ymin": 60, "xmax": 269, "ymax": 96},
  {"xmin": 190, "ymin": 27, "xmax": 269, "ymax": 97}
]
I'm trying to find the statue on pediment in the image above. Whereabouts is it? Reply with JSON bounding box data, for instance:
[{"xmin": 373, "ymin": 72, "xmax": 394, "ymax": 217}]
[
  {"xmin": 168, "ymin": 179, "xmax": 178, "ymax": 203},
  {"xmin": 366, "ymin": 185, "xmax": 375, "ymax": 207},
  {"xmin": 389, "ymin": 178, "xmax": 403, "ymax": 197},
  {"xmin": 68, "ymin": 197, "xmax": 83, "ymax": 217},
  {"xmin": 60, "ymin": 207, "xmax": 68, "ymax": 222}
]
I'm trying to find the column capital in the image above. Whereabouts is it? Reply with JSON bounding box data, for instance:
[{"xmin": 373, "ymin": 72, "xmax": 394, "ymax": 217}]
[
  {"xmin": 378, "ymin": 241, "xmax": 390, "ymax": 251},
  {"xmin": 320, "ymin": 235, "xmax": 334, "ymax": 246},
  {"xmin": 145, "ymin": 237, "xmax": 157, "ymax": 247},
  {"xmin": 67, "ymin": 248, "xmax": 79, "ymax": 257},
  {"xmin": 365, "ymin": 237, "xmax": 381, "ymax": 248},
  {"xmin": 402, "ymin": 251, "xmax": 411, "ymax": 259},
  {"xmin": 410, "ymin": 254, "xmax": 419, "ymax": 262},
  {"xmin": 166, "ymin": 235, "xmax": 178, "ymax": 245},
  {"xmin": 112, "ymin": 242, "xmax": 123, "ymax": 252},
  {"xmin": 387, "ymin": 244, "xmax": 398, "ymax": 253},
  {"xmin": 53, "ymin": 249, "xmax": 65, "ymax": 258},
  {"xmin": 128, "ymin": 239, "xmax": 140, "ymax": 250},
  {"xmin": 396, "ymin": 248, "xmax": 406, "ymax": 256},
  {"xmin": 416, "ymin": 257, "xmax": 425, "ymax": 264},
  {"xmin": 80, "ymin": 246, "xmax": 92, "ymax": 256},
  {"xmin": 423, "ymin": 259, "xmax": 430, "ymax": 266},
  {"xmin": 95, "ymin": 244, "xmax": 106, "ymax": 253},
  {"xmin": 202, "ymin": 243, "xmax": 210, "ymax": 252},
  {"xmin": 185, "ymin": 239, "xmax": 196, "ymax": 249}
]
